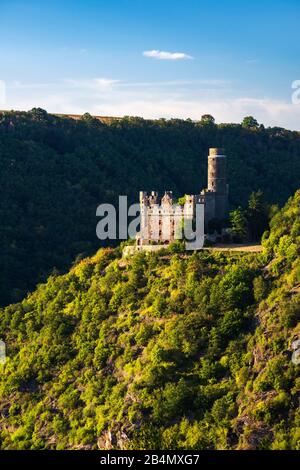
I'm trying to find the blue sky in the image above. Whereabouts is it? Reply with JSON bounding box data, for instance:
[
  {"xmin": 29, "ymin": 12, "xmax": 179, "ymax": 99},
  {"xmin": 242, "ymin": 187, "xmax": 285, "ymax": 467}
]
[{"xmin": 1, "ymin": 0, "xmax": 300, "ymax": 128}]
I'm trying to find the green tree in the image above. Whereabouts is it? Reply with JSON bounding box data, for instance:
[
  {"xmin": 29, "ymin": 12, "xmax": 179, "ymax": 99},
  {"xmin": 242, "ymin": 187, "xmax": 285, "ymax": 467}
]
[
  {"xmin": 242, "ymin": 116, "xmax": 259, "ymax": 129},
  {"xmin": 200, "ymin": 114, "xmax": 215, "ymax": 125},
  {"xmin": 247, "ymin": 190, "xmax": 269, "ymax": 241},
  {"xmin": 230, "ymin": 207, "xmax": 248, "ymax": 241}
]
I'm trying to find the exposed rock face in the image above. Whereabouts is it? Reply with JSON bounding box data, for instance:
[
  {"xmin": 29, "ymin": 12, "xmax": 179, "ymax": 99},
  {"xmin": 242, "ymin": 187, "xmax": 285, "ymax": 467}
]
[{"xmin": 97, "ymin": 426, "xmax": 129, "ymax": 450}]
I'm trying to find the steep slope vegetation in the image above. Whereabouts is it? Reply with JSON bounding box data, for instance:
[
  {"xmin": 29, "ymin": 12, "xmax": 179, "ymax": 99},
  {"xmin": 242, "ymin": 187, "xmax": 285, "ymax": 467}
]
[
  {"xmin": 1, "ymin": 109, "xmax": 300, "ymax": 305},
  {"xmin": 0, "ymin": 191, "xmax": 299, "ymax": 450}
]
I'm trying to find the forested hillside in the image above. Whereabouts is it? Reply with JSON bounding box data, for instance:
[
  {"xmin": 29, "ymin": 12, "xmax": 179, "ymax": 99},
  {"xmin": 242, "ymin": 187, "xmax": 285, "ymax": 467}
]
[
  {"xmin": 0, "ymin": 109, "xmax": 300, "ymax": 306},
  {"xmin": 0, "ymin": 190, "xmax": 299, "ymax": 450}
]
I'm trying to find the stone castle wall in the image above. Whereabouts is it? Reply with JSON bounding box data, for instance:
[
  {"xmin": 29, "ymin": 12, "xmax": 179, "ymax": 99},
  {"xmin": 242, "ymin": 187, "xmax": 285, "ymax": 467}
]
[{"xmin": 137, "ymin": 148, "xmax": 229, "ymax": 247}]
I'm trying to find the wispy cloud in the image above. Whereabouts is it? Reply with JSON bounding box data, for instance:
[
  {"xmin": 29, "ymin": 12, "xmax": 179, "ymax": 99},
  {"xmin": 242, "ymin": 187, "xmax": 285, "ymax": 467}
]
[
  {"xmin": 64, "ymin": 78, "xmax": 120, "ymax": 91},
  {"xmin": 11, "ymin": 80, "xmax": 57, "ymax": 89},
  {"xmin": 59, "ymin": 46, "xmax": 88, "ymax": 55},
  {"xmin": 119, "ymin": 79, "xmax": 230, "ymax": 88},
  {"xmin": 143, "ymin": 50, "xmax": 193, "ymax": 60},
  {"xmin": 245, "ymin": 58, "xmax": 259, "ymax": 64}
]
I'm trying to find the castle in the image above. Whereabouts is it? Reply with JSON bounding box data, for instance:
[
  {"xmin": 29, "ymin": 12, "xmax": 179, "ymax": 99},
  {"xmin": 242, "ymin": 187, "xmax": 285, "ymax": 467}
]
[{"xmin": 136, "ymin": 148, "xmax": 229, "ymax": 248}]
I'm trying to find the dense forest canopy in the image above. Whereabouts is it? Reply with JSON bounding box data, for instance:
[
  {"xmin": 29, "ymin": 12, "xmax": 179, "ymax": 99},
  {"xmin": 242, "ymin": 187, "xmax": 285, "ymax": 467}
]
[
  {"xmin": 0, "ymin": 189, "xmax": 299, "ymax": 450},
  {"xmin": 0, "ymin": 108, "xmax": 300, "ymax": 306}
]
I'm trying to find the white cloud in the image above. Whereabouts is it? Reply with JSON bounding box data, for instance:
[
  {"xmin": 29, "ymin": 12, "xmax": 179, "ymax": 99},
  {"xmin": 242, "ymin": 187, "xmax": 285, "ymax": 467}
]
[{"xmin": 143, "ymin": 50, "xmax": 193, "ymax": 60}]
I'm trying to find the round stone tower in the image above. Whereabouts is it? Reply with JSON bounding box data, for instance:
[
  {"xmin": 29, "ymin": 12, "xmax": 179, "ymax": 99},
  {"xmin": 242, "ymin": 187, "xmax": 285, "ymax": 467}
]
[
  {"xmin": 206, "ymin": 148, "xmax": 228, "ymax": 220},
  {"xmin": 207, "ymin": 148, "xmax": 227, "ymax": 194}
]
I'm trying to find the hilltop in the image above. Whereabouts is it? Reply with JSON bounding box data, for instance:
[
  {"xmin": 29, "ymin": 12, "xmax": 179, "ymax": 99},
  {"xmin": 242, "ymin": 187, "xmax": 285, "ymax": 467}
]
[
  {"xmin": 0, "ymin": 190, "xmax": 299, "ymax": 450},
  {"xmin": 0, "ymin": 109, "xmax": 300, "ymax": 306}
]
